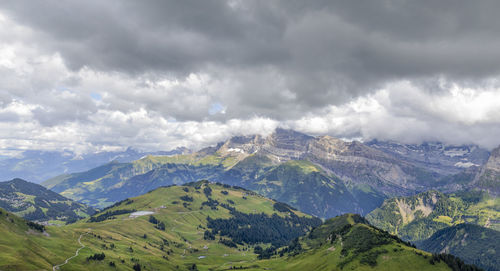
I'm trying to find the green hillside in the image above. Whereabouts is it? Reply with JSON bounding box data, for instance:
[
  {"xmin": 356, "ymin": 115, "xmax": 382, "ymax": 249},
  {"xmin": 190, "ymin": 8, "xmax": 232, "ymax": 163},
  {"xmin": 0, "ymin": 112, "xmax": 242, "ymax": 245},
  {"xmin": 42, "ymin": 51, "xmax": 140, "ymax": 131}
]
[
  {"xmin": 0, "ymin": 208, "xmax": 79, "ymax": 270},
  {"xmin": 418, "ymin": 223, "xmax": 500, "ymax": 271},
  {"xmin": 44, "ymin": 153, "xmax": 385, "ymax": 218},
  {"xmin": 251, "ymin": 214, "xmax": 470, "ymax": 271},
  {"xmin": 1, "ymin": 181, "xmax": 319, "ymax": 270},
  {"xmin": 42, "ymin": 153, "xmax": 237, "ymax": 208},
  {"xmin": 0, "ymin": 182, "xmax": 475, "ymax": 271},
  {"xmin": 242, "ymin": 160, "xmax": 384, "ymax": 217},
  {"xmin": 0, "ymin": 178, "xmax": 96, "ymax": 223},
  {"xmin": 366, "ymin": 190, "xmax": 500, "ymax": 242}
]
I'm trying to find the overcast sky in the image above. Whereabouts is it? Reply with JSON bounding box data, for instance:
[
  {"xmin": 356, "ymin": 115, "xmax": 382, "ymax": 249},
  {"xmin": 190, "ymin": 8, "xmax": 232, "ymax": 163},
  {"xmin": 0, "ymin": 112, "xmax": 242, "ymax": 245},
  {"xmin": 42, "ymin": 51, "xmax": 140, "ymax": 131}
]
[{"xmin": 1, "ymin": 0, "xmax": 500, "ymax": 155}]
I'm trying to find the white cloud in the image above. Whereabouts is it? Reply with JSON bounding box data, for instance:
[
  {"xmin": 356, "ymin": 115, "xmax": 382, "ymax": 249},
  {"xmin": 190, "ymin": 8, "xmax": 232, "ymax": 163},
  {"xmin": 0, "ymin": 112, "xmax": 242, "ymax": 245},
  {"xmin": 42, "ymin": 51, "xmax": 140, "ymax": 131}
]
[
  {"xmin": 288, "ymin": 80, "xmax": 500, "ymax": 149},
  {"xmin": 0, "ymin": 5, "xmax": 500, "ymax": 156}
]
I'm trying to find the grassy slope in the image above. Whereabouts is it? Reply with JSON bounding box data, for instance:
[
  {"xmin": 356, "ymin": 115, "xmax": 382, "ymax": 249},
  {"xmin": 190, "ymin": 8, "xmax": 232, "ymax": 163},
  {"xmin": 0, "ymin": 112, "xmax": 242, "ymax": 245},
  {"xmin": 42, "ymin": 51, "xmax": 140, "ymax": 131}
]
[
  {"xmin": 0, "ymin": 178, "xmax": 96, "ymax": 222},
  {"xmin": 0, "ymin": 182, "xmax": 314, "ymax": 270},
  {"xmin": 41, "ymin": 153, "xmax": 240, "ymax": 208},
  {"xmin": 259, "ymin": 243, "xmax": 450, "ymax": 271},
  {"xmin": 0, "ymin": 208, "xmax": 79, "ymax": 270},
  {"xmin": 61, "ymin": 182, "xmax": 284, "ymax": 271},
  {"xmin": 0, "ymin": 183, "xmax": 457, "ymax": 271},
  {"xmin": 243, "ymin": 214, "xmax": 452, "ymax": 271},
  {"xmin": 367, "ymin": 190, "xmax": 500, "ymax": 241},
  {"xmin": 249, "ymin": 160, "xmax": 384, "ymax": 217}
]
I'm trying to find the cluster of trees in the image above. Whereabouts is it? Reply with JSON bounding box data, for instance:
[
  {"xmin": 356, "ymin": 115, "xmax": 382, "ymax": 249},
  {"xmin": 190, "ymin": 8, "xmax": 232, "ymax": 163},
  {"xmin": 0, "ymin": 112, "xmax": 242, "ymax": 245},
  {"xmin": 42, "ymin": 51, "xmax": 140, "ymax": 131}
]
[
  {"xmin": 273, "ymin": 202, "xmax": 296, "ymax": 213},
  {"xmin": 201, "ymin": 198, "xmax": 219, "ymax": 210},
  {"xmin": 148, "ymin": 215, "xmax": 165, "ymax": 230},
  {"xmin": 255, "ymin": 236, "xmax": 305, "ymax": 259},
  {"xmin": 133, "ymin": 263, "xmax": 141, "ymax": 271},
  {"xmin": 430, "ymin": 253, "xmax": 483, "ymax": 271},
  {"xmin": 203, "ymin": 186, "xmax": 212, "ymax": 197},
  {"xmin": 26, "ymin": 221, "xmax": 45, "ymax": 232},
  {"xmin": 88, "ymin": 209, "xmax": 136, "ymax": 222},
  {"xmin": 203, "ymin": 230, "xmax": 215, "ymax": 240},
  {"xmin": 206, "ymin": 208, "xmax": 321, "ymax": 247},
  {"xmin": 335, "ymin": 225, "xmax": 395, "ymax": 268},
  {"xmin": 86, "ymin": 253, "xmax": 105, "ymax": 261},
  {"xmin": 279, "ymin": 237, "xmax": 302, "ymax": 257},
  {"xmin": 219, "ymin": 238, "xmax": 237, "ymax": 248},
  {"xmin": 254, "ymin": 245, "xmax": 278, "ymax": 259},
  {"xmin": 359, "ymin": 249, "xmax": 388, "ymax": 267},
  {"xmin": 180, "ymin": 195, "xmax": 193, "ymax": 202},
  {"xmin": 341, "ymin": 225, "xmax": 392, "ymax": 255}
]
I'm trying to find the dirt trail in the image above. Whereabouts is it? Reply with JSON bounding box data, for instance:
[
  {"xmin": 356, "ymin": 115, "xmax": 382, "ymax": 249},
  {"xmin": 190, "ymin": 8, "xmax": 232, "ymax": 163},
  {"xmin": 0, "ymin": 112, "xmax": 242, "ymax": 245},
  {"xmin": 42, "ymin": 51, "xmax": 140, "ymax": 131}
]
[{"xmin": 52, "ymin": 229, "xmax": 91, "ymax": 271}]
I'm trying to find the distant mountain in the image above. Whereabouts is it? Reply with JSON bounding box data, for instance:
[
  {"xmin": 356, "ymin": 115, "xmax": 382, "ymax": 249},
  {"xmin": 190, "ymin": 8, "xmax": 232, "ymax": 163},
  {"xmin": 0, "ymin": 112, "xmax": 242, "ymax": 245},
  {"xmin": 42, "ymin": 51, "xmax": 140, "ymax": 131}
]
[
  {"xmin": 473, "ymin": 145, "xmax": 500, "ymax": 196},
  {"xmin": 43, "ymin": 156, "xmax": 223, "ymax": 208},
  {"xmin": 366, "ymin": 190, "xmax": 500, "ymax": 242},
  {"xmin": 0, "ymin": 178, "xmax": 96, "ymax": 223},
  {"xmin": 418, "ymin": 223, "xmax": 500, "ymax": 271},
  {"xmin": 0, "ymin": 147, "xmax": 190, "ymax": 183},
  {"xmin": 366, "ymin": 140, "xmax": 490, "ymax": 175},
  {"xmin": 0, "ymin": 182, "xmax": 476, "ymax": 271},
  {"xmin": 44, "ymin": 129, "xmax": 494, "ymax": 219}
]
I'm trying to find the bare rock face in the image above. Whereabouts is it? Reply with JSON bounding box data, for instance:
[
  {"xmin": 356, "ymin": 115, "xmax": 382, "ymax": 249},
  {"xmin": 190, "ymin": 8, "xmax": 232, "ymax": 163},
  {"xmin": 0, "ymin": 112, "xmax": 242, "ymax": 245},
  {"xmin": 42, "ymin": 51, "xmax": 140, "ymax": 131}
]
[
  {"xmin": 484, "ymin": 146, "xmax": 500, "ymax": 171},
  {"xmin": 366, "ymin": 140, "xmax": 490, "ymax": 175},
  {"xmin": 474, "ymin": 146, "xmax": 500, "ymax": 196},
  {"xmin": 212, "ymin": 128, "xmax": 443, "ymax": 196}
]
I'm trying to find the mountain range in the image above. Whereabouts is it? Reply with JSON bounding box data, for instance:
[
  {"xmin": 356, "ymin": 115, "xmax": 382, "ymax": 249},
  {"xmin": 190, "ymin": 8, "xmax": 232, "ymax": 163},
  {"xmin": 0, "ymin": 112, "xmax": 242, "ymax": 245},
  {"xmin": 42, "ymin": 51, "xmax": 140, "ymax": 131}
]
[
  {"xmin": 43, "ymin": 129, "xmax": 498, "ymax": 218},
  {"xmin": 0, "ymin": 147, "xmax": 189, "ymax": 183},
  {"xmin": 0, "ymin": 128, "xmax": 497, "ymax": 270}
]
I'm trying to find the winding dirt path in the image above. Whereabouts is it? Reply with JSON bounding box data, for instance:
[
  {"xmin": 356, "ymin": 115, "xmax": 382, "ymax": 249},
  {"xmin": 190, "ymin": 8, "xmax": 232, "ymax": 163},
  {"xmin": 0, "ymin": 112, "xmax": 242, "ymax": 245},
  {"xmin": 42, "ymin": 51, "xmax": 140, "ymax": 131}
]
[{"xmin": 52, "ymin": 229, "xmax": 91, "ymax": 271}]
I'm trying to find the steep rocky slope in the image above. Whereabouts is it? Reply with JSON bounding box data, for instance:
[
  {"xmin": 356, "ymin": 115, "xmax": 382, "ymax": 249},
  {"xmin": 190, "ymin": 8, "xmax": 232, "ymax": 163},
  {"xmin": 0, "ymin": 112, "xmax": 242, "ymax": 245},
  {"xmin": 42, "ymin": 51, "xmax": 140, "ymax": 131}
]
[
  {"xmin": 366, "ymin": 190, "xmax": 500, "ymax": 241},
  {"xmin": 473, "ymin": 145, "xmax": 500, "ymax": 196},
  {"xmin": 366, "ymin": 140, "xmax": 490, "ymax": 175}
]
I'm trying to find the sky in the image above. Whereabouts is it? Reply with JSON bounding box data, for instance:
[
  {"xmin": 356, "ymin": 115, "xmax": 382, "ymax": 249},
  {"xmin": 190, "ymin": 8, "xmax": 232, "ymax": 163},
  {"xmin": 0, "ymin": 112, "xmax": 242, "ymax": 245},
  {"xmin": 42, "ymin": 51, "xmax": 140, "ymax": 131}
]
[{"xmin": 1, "ymin": 0, "xmax": 500, "ymax": 155}]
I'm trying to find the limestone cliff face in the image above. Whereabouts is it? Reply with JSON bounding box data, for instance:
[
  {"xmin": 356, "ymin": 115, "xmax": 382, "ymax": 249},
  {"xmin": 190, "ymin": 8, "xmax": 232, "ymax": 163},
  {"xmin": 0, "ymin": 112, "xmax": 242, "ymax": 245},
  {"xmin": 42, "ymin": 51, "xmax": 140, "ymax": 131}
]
[
  {"xmin": 474, "ymin": 146, "xmax": 500, "ymax": 196},
  {"xmin": 213, "ymin": 129, "xmax": 439, "ymax": 196},
  {"xmin": 484, "ymin": 146, "xmax": 500, "ymax": 171},
  {"xmin": 366, "ymin": 140, "xmax": 490, "ymax": 175}
]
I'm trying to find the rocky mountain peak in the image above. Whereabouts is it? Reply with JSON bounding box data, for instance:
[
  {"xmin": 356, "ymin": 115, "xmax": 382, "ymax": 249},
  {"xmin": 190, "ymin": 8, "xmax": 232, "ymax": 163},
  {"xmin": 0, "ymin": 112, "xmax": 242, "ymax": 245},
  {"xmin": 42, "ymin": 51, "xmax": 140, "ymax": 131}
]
[
  {"xmin": 266, "ymin": 128, "xmax": 313, "ymax": 151},
  {"xmin": 484, "ymin": 145, "xmax": 500, "ymax": 171},
  {"xmin": 217, "ymin": 134, "xmax": 264, "ymax": 156}
]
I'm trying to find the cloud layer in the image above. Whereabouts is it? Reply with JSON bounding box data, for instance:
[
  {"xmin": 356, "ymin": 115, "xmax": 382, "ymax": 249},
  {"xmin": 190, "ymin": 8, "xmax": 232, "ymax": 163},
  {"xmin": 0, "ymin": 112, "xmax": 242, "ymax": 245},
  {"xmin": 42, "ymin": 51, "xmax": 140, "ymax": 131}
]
[{"xmin": 1, "ymin": 0, "xmax": 500, "ymax": 155}]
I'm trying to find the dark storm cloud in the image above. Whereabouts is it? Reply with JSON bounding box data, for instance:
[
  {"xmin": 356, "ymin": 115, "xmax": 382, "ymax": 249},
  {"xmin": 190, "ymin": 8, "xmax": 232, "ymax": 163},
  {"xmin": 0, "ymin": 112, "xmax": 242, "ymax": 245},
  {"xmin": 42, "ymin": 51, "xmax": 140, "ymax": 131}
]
[
  {"xmin": 1, "ymin": 0, "xmax": 500, "ymax": 153},
  {"xmin": 4, "ymin": 0, "xmax": 500, "ymax": 121}
]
